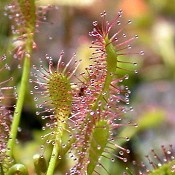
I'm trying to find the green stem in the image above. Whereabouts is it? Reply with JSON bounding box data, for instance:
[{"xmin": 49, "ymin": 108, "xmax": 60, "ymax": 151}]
[
  {"xmin": 7, "ymin": 55, "xmax": 30, "ymax": 158},
  {"xmin": 46, "ymin": 139, "xmax": 61, "ymax": 175}
]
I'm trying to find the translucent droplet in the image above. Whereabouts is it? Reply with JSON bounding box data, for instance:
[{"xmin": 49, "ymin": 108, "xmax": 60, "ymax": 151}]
[
  {"xmin": 126, "ymin": 149, "xmax": 130, "ymax": 154},
  {"xmin": 97, "ymin": 145, "xmax": 101, "ymax": 150},
  {"xmin": 119, "ymin": 151, "xmax": 124, "ymax": 155},
  {"xmin": 128, "ymin": 45, "xmax": 131, "ymax": 49},
  {"xmin": 126, "ymin": 137, "xmax": 130, "ymax": 141},
  {"xmin": 140, "ymin": 51, "xmax": 144, "ymax": 55},
  {"xmin": 128, "ymin": 20, "xmax": 132, "ymax": 24},
  {"xmin": 123, "ymin": 158, "xmax": 127, "ymax": 162},
  {"xmin": 158, "ymin": 163, "xmax": 162, "ymax": 167},
  {"xmin": 134, "ymin": 123, "xmax": 138, "ymax": 127},
  {"xmin": 124, "ymin": 74, "xmax": 129, "ymax": 80},
  {"xmin": 93, "ymin": 21, "xmax": 98, "ymax": 26},
  {"xmin": 130, "ymin": 107, "xmax": 134, "ymax": 111},
  {"xmin": 123, "ymin": 33, "xmax": 126, "ymax": 38},
  {"xmin": 18, "ymin": 127, "xmax": 22, "ymax": 132},
  {"xmin": 163, "ymin": 158, "xmax": 167, "ymax": 162},
  {"xmin": 133, "ymin": 62, "xmax": 137, "ymax": 66},
  {"xmin": 134, "ymin": 70, "xmax": 138, "ymax": 74},
  {"xmin": 117, "ymin": 21, "xmax": 121, "ymax": 25},
  {"xmin": 109, "ymin": 158, "xmax": 114, "ymax": 163},
  {"xmin": 42, "ymin": 126, "xmax": 46, "ymax": 130},
  {"xmin": 90, "ymin": 111, "xmax": 94, "ymax": 116},
  {"xmin": 34, "ymin": 97, "xmax": 38, "ymax": 101},
  {"xmin": 171, "ymin": 165, "xmax": 175, "ymax": 172},
  {"xmin": 167, "ymin": 150, "xmax": 171, "ymax": 154},
  {"xmin": 18, "ymin": 64, "xmax": 21, "ymax": 69}
]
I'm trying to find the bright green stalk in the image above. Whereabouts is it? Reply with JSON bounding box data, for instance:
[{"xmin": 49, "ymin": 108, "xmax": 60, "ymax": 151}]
[
  {"xmin": 7, "ymin": 55, "xmax": 31, "ymax": 158},
  {"xmin": 46, "ymin": 137, "xmax": 61, "ymax": 175}
]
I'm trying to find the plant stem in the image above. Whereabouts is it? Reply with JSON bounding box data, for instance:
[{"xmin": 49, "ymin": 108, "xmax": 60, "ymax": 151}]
[
  {"xmin": 7, "ymin": 55, "xmax": 30, "ymax": 158},
  {"xmin": 46, "ymin": 138, "xmax": 61, "ymax": 175}
]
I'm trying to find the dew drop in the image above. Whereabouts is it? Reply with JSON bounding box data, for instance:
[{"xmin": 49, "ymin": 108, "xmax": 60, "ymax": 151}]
[
  {"xmin": 140, "ymin": 51, "xmax": 144, "ymax": 55},
  {"xmin": 134, "ymin": 123, "xmax": 138, "ymax": 127},
  {"xmin": 130, "ymin": 107, "xmax": 134, "ymax": 111},
  {"xmin": 128, "ymin": 20, "xmax": 132, "ymax": 24},
  {"xmin": 111, "ymin": 158, "xmax": 115, "ymax": 162},
  {"xmin": 36, "ymin": 111, "xmax": 40, "ymax": 115},
  {"xmin": 90, "ymin": 111, "xmax": 94, "ymax": 116},
  {"xmin": 127, "ymin": 90, "xmax": 131, "ymax": 94},
  {"xmin": 126, "ymin": 149, "xmax": 130, "ymax": 154},
  {"xmin": 42, "ymin": 126, "xmax": 46, "ymax": 130},
  {"xmin": 133, "ymin": 62, "xmax": 137, "ymax": 66},
  {"xmin": 119, "ymin": 151, "xmax": 124, "ymax": 155},
  {"xmin": 97, "ymin": 145, "xmax": 101, "ymax": 150},
  {"xmin": 93, "ymin": 21, "xmax": 98, "ymax": 26},
  {"xmin": 124, "ymin": 74, "xmax": 129, "ymax": 80},
  {"xmin": 171, "ymin": 165, "xmax": 175, "ymax": 172},
  {"xmin": 4, "ymin": 12, "xmax": 7, "ymax": 16},
  {"xmin": 18, "ymin": 127, "xmax": 22, "ymax": 132},
  {"xmin": 123, "ymin": 158, "xmax": 127, "ymax": 162},
  {"xmin": 163, "ymin": 158, "xmax": 167, "ymax": 162},
  {"xmin": 123, "ymin": 33, "xmax": 126, "ymax": 38},
  {"xmin": 134, "ymin": 70, "xmax": 138, "ymax": 74},
  {"xmin": 126, "ymin": 137, "xmax": 130, "ymax": 141},
  {"xmin": 158, "ymin": 163, "xmax": 162, "ymax": 167},
  {"xmin": 128, "ymin": 45, "xmax": 131, "ymax": 49},
  {"xmin": 117, "ymin": 21, "xmax": 121, "ymax": 25},
  {"xmin": 18, "ymin": 64, "xmax": 21, "ymax": 69},
  {"xmin": 167, "ymin": 150, "xmax": 171, "ymax": 154}
]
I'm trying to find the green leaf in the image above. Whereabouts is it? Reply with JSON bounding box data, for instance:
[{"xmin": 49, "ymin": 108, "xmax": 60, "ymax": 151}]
[
  {"xmin": 7, "ymin": 164, "xmax": 29, "ymax": 175},
  {"xmin": 149, "ymin": 160, "xmax": 175, "ymax": 175},
  {"xmin": 87, "ymin": 120, "xmax": 110, "ymax": 175}
]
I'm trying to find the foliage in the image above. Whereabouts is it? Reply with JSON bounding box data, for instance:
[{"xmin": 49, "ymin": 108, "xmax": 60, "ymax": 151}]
[{"xmin": 0, "ymin": 0, "xmax": 174, "ymax": 175}]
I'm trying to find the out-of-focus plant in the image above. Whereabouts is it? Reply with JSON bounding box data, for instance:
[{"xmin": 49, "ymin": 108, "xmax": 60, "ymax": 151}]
[{"xmin": 0, "ymin": 0, "xmax": 174, "ymax": 175}]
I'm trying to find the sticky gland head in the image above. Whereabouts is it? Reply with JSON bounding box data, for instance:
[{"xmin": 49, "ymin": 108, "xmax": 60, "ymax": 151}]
[
  {"xmin": 0, "ymin": 56, "xmax": 14, "ymax": 167},
  {"xmin": 6, "ymin": 1, "xmax": 50, "ymax": 60},
  {"xmin": 47, "ymin": 72, "xmax": 72, "ymax": 119},
  {"xmin": 90, "ymin": 10, "xmax": 143, "ymax": 76},
  {"xmin": 0, "ymin": 112, "xmax": 11, "ymax": 163},
  {"xmin": 31, "ymin": 52, "xmax": 81, "ymax": 129},
  {"xmin": 125, "ymin": 145, "xmax": 175, "ymax": 175}
]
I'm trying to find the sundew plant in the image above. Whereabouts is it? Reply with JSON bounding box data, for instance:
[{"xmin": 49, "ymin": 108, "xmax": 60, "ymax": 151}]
[{"xmin": 0, "ymin": 0, "xmax": 175, "ymax": 175}]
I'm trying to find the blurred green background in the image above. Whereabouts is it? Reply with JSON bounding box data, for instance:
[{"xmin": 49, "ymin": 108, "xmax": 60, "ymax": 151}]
[{"xmin": 0, "ymin": 0, "xmax": 175, "ymax": 174}]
